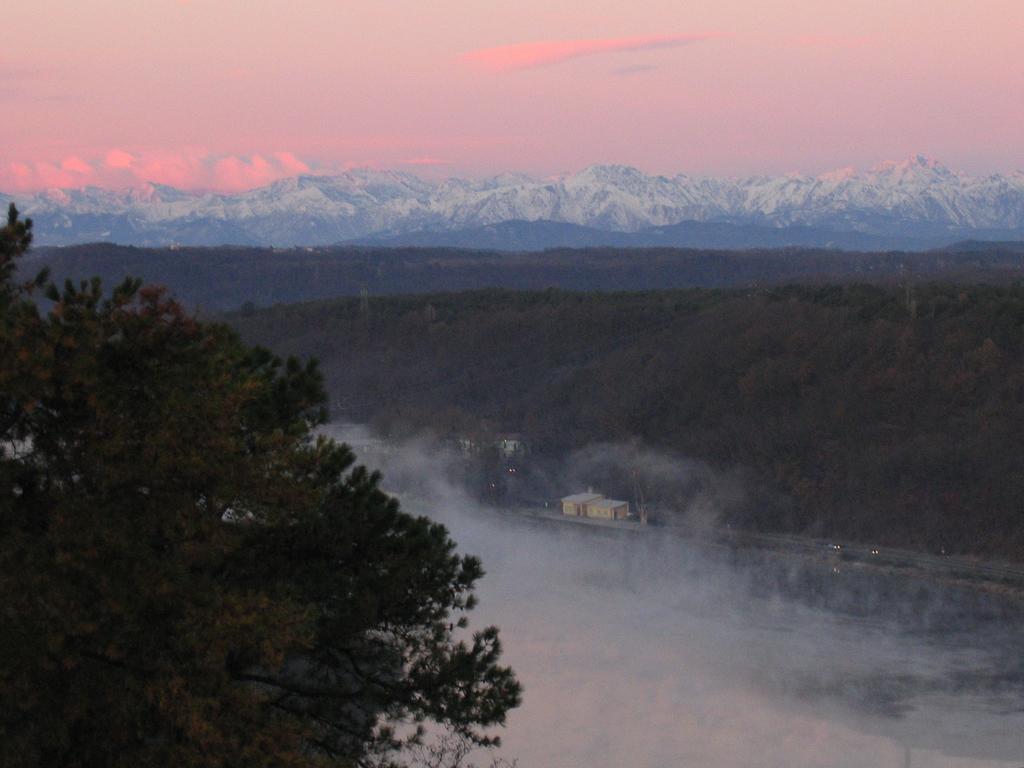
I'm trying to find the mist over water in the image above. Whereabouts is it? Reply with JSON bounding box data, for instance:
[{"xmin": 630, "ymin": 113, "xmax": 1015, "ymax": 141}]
[{"xmin": 325, "ymin": 425, "xmax": 1024, "ymax": 768}]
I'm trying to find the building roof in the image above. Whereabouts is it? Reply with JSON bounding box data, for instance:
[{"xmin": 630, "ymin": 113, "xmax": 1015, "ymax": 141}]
[
  {"xmin": 561, "ymin": 492, "xmax": 603, "ymax": 504},
  {"xmin": 588, "ymin": 498, "xmax": 629, "ymax": 509}
]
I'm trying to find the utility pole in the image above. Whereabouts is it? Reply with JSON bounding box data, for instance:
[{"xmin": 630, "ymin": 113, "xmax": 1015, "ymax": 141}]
[
  {"xmin": 630, "ymin": 456, "xmax": 647, "ymax": 528},
  {"xmin": 630, "ymin": 440, "xmax": 648, "ymax": 525},
  {"xmin": 632, "ymin": 468, "xmax": 648, "ymax": 525}
]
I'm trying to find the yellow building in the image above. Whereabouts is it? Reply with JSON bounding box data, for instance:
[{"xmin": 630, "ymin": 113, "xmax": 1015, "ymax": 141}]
[
  {"xmin": 561, "ymin": 492, "xmax": 603, "ymax": 517},
  {"xmin": 560, "ymin": 493, "xmax": 630, "ymax": 521},
  {"xmin": 586, "ymin": 497, "xmax": 630, "ymax": 520}
]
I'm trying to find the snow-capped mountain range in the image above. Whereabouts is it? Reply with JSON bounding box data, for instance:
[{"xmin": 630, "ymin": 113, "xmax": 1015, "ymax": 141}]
[{"xmin": 6, "ymin": 155, "xmax": 1024, "ymax": 249}]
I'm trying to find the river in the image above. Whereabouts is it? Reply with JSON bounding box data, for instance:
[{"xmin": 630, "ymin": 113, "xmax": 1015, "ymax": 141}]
[{"xmin": 329, "ymin": 425, "xmax": 1024, "ymax": 768}]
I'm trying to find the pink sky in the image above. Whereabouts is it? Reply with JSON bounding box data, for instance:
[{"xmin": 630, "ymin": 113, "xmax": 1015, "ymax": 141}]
[{"xmin": 2, "ymin": 0, "xmax": 1023, "ymax": 192}]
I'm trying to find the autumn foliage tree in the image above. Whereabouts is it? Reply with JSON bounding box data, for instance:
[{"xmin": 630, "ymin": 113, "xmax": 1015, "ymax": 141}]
[{"xmin": 0, "ymin": 204, "xmax": 520, "ymax": 767}]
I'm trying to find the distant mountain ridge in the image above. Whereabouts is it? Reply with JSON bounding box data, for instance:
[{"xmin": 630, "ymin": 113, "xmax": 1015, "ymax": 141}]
[{"xmin": 5, "ymin": 156, "xmax": 1024, "ymax": 249}]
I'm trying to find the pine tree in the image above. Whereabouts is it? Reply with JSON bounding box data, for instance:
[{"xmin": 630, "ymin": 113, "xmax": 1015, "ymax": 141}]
[{"xmin": 0, "ymin": 204, "xmax": 520, "ymax": 767}]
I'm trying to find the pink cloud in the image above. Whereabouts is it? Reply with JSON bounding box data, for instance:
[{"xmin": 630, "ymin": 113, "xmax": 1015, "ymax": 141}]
[
  {"xmin": 212, "ymin": 154, "xmax": 279, "ymax": 190},
  {"xmin": 273, "ymin": 151, "xmax": 310, "ymax": 174},
  {"xmin": 61, "ymin": 156, "xmax": 93, "ymax": 175},
  {"xmin": 461, "ymin": 34, "xmax": 716, "ymax": 73},
  {"xmin": 134, "ymin": 149, "xmax": 207, "ymax": 188},
  {"xmin": 2, "ymin": 148, "xmax": 316, "ymax": 193},
  {"xmin": 7, "ymin": 162, "xmax": 33, "ymax": 186},
  {"xmin": 3, "ymin": 160, "xmax": 88, "ymax": 190},
  {"xmin": 105, "ymin": 149, "xmax": 136, "ymax": 169}
]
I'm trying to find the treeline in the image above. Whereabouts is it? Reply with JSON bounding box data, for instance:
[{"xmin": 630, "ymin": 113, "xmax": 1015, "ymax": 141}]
[
  {"xmin": 231, "ymin": 284, "xmax": 1024, "ymax": 561},
  {"xmin": 24, "ymin": 241, "xmax": 1024, "ymax": 311}
]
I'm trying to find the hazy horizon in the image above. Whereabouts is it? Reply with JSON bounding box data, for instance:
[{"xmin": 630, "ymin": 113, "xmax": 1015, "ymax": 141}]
[{"xmin": 5, "ymin": 154, "xmax": 1022, "ymax": 199}]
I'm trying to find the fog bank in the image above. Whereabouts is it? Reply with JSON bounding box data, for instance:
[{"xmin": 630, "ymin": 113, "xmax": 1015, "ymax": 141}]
[{"xmin": 325, "ymin": 425, "xmax": 1024, "ymax": 768}]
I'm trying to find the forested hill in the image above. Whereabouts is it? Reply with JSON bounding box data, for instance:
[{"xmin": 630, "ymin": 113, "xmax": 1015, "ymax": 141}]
[
  {"xmin": 231, "ymin": 284, "xmax": 1024, "ymax": 562},
  {"xmin": 23, "ymin": 241, "xmax": 1024, "ymax": 312}
]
